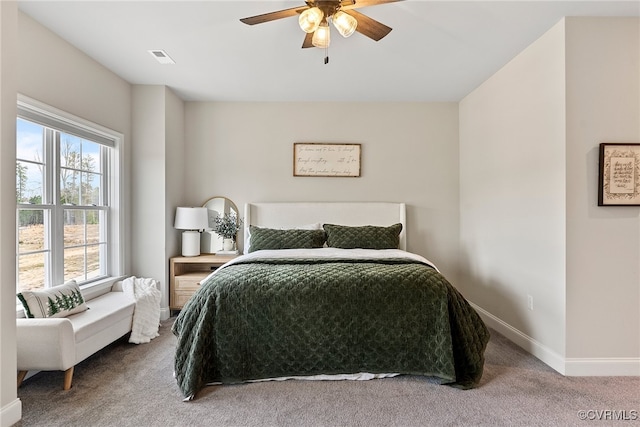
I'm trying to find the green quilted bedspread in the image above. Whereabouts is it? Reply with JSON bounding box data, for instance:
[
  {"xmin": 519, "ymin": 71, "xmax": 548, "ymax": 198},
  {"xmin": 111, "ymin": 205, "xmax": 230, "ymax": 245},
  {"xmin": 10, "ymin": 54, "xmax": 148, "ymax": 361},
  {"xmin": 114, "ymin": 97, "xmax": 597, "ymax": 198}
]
[{"xmin": 172, "ymin": 257, "xmax": 490, "ymax": 399}]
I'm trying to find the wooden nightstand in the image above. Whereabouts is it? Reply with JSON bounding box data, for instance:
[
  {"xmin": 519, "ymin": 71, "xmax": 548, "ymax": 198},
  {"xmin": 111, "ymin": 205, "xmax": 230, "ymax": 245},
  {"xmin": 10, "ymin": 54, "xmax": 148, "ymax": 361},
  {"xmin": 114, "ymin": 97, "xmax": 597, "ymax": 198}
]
[{"xmin": 169, "ymin": 254, "xmax": 238, "ymax": 311}]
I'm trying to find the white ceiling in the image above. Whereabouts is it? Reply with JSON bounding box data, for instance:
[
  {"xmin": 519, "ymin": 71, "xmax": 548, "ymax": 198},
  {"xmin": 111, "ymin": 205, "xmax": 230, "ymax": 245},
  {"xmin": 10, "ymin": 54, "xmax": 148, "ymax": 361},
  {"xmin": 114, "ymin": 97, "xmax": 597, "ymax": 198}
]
[{"xmin": 18, "ymin": 1, "xmax": 640, "ymax": 102}]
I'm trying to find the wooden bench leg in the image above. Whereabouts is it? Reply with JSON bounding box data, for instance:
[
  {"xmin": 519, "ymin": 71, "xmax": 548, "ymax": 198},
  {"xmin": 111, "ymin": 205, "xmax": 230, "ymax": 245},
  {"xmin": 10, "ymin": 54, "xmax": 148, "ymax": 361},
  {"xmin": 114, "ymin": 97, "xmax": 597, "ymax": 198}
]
[
  {"xmin": 63, "ymin": 367, "xmax": 74, "ymax": 390},
  {"xmin": 17, "ymin": 371, "xmax": 28, "ymax": 388}
]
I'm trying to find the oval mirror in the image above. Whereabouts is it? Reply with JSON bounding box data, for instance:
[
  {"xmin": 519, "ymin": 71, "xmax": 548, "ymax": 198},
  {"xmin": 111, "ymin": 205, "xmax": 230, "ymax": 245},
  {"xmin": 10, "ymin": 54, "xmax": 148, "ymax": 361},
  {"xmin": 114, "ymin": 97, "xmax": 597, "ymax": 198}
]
[{"xmin": 200, "ymin": 196, "xmax": 239, "ymax": 254}]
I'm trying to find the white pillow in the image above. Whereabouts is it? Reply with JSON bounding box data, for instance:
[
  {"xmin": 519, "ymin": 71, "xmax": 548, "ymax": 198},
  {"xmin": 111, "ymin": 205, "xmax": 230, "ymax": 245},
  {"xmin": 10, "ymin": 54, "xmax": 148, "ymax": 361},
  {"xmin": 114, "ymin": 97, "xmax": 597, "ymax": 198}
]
[
  {"xmin": 17, "ymin": 280, "xmax": 88, "ymax": 318},
  {"xmin": 244, "ymin": 223, "xmax": 322, "ymax": 254}
]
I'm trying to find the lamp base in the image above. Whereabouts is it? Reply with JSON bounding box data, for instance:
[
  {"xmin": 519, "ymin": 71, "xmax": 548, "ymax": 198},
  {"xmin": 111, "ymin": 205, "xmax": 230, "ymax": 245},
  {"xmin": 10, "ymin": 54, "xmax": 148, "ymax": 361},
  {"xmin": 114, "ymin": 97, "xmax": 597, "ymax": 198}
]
[{"xmin": 181, "ymin": 230, "xmax": 201, "ymax": 257}]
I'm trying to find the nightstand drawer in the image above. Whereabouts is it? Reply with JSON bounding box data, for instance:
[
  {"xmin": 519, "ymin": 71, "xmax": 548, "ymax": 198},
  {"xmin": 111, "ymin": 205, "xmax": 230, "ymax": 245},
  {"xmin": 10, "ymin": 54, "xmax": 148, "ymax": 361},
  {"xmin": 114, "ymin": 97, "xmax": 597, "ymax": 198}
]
[
  {"xmin": 174, "ymin": 290, "xmax": 198, "ymax": 308},
  {"xmin": 174, "ymin": 272, "xmax": 208, "ymax": 290}
]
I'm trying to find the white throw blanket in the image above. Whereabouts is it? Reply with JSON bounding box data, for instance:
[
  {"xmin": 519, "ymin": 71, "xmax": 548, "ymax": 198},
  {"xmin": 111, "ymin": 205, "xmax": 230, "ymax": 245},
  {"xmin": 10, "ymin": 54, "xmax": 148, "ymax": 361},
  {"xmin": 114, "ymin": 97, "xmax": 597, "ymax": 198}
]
[{"xmin": 122, "ymin": 276, "xmax": 162, "ymax": 344}]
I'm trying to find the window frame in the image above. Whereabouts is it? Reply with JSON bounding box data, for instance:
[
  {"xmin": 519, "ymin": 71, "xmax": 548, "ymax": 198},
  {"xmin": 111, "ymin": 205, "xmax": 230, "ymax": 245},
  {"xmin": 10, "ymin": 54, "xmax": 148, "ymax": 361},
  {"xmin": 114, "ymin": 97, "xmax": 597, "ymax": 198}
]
[{"xmin": 16, "ymin": 95, "xmax": 125, "ymax": 296}]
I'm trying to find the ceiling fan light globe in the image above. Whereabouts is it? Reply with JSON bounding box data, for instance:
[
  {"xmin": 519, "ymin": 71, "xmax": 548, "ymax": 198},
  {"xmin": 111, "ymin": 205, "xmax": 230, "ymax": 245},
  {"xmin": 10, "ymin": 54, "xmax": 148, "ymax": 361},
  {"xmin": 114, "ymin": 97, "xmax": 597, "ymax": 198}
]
[
  {"xmin": 299, "ymin": 7, "xmax": 323, "ymax": 33},
  {"xmin": 312, "ymin": 23, "xmax": 330, "ymax": 48},
  {"xmin": 332, "ymin": 11, "xmax": 357, "ymax": 38}
]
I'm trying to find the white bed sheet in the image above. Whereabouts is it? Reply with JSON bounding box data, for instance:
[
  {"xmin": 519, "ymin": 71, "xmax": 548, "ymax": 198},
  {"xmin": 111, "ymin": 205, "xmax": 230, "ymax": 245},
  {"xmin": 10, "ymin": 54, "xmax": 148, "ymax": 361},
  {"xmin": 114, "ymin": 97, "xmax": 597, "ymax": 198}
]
[{"xmin": 216, "ymin": 247, "xmax": 438, "ymax": 272}]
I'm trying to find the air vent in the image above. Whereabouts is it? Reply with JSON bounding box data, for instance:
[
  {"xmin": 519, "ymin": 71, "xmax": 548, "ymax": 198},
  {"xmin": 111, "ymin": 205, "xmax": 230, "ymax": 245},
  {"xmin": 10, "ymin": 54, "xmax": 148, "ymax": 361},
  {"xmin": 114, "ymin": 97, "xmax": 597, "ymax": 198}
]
[{"xmin": 148, "ymin": 49, "xmax": 175, "ymax": 65}]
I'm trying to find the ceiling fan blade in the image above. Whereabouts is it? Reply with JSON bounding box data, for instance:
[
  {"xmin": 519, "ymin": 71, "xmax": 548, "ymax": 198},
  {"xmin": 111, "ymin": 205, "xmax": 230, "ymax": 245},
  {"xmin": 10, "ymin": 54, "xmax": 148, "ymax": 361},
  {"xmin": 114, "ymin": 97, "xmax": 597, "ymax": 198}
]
[
  {"xmin": 344, "ymin": 10, "xmax": 392, "ymax": 41},
  {"xmin": 302, "ymin": 32, "xmax": 314, "ymax": 49},
  {"xmin": 342, "ymin": 0, "xmax": 404, "ymax": 11},
  {"xmin": 240, "ymin": 5, "xmax": 309, "ymax": 25}
]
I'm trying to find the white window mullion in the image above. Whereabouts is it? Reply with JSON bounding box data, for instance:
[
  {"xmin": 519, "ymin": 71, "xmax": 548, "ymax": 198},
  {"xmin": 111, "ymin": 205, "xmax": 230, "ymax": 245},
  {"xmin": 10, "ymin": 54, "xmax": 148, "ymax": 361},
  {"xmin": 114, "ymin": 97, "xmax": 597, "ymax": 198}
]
[
  {"xmin": 101, "ymin": 210, "xmax": 108, "ymax": 277},
  {"xmin": 43, "ymin": 128, "xmax": 55, "ymax": 205},
  {"xmin": 101, "ymin": 146, "xmax": 110, "ymax": 277},
  {"xmin": 51, "ymin": 130, "xmax": 64, "ymax": 286},
  {"xmin": 43, "ymin": 208, "xmax": 53, "ymax": 288},
  {"xmin": 44, "ymin": 128, "xmax": 55, "ymax": 288},
  {"xmin": 101, "ymin": 146, "xmax": 109, "ymax": 207},
  {"xmin": 52, "ymin": 206, "xmax": 64, "ymax": 285}
]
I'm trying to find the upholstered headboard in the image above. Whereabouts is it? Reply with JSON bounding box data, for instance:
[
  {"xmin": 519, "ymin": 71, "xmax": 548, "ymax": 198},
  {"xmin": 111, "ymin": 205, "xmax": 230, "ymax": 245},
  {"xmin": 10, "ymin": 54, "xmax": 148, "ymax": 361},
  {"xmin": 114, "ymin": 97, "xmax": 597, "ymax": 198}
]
[{"xmin": 243, "ymin": 202, "xmax": 406, "ymax": 253}]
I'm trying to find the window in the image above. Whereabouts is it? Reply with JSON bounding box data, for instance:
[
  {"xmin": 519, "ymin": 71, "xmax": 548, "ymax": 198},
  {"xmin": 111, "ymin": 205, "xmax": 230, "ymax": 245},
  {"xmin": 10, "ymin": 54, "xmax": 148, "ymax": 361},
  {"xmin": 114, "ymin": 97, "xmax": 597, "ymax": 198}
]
[{"xmin": 16, "ymin": 96, "xmax": 124, "ymax": 293}]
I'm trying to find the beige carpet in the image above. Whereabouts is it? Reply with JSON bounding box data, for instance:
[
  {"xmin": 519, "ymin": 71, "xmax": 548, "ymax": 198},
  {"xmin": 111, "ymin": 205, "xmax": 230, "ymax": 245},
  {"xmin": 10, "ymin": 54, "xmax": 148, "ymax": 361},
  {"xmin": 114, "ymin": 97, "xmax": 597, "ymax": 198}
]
[{"xmin": 16, "ymin": 319, "xmax": 639, "ymax": 427}]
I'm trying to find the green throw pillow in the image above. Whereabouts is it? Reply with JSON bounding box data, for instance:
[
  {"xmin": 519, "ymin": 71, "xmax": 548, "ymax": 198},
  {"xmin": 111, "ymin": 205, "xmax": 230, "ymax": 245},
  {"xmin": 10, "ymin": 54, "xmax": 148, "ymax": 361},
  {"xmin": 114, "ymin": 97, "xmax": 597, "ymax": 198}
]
[
  {"xmin": 323, "ymin": 223, "xmax": 403, "ymax": 249},
  {"xmin": 249, "ymin": 227, "xmax": 326, "ymax": 252},
  {"xmin": 17, "ymin": 280, "xmax": 88, "ymax": 318}
]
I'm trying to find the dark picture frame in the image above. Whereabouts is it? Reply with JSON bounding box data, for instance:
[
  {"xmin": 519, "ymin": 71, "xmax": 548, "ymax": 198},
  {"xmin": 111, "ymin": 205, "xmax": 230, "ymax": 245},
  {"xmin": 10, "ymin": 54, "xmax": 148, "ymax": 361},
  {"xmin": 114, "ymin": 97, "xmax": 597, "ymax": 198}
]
[{"xmin": 598, "ymin": 143, "xmax": 640, "ymax": 206}]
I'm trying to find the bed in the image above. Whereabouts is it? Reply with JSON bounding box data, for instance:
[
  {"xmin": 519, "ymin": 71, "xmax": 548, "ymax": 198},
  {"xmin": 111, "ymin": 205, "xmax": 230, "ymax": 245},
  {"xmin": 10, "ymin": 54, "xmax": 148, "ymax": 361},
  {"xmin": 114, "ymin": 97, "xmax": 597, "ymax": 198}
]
[{"xmin": 172, "ymin": 202, "xmax": 489, "ymax": 400}]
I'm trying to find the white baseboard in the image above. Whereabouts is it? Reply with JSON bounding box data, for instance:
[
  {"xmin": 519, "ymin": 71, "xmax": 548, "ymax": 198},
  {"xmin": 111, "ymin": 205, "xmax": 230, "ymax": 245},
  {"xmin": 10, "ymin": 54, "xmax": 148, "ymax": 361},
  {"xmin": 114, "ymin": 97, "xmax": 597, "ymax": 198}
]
[
  {"xmin": 564, "ymin": 358, "xmax": 640, "ymax": 376},
  {"xmin": 470, "ymin": 302, "xmax": 566, "ymax": 374},
  {"xmin": 1, "ymin": 398, "xmax": 21, "ymax": 427},
  {"xmin": 160, "ymin": 306, "xmax": 170, "ymax": 321},
  {"xmin": 470, "ymin": 302, "xmax": 640, "ymax": 376}
]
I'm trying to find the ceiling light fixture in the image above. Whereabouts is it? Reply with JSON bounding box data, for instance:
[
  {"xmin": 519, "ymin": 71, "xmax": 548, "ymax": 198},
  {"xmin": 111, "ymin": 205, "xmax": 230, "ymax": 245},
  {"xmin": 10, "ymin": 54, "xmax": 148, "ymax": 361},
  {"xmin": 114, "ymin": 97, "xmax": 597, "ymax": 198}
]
[
  {"xmin": 241, "ymin": 0, "xmax": 401, "ymax": 65},
  {"xmin": 299, "ymin": 4, "xmax": 357, "ymax": 48},
  {"xmin": 299, "ymin": 3, "xmax": 357, "ymax": 64}
]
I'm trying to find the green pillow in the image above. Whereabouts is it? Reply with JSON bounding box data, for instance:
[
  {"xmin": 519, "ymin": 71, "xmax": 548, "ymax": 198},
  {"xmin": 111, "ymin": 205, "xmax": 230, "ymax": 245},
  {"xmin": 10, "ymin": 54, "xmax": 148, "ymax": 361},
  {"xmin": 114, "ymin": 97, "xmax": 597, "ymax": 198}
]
[
  {"xmin": 249, "ymin": 227, "xmax": 326, "ymax": 252},
  {"xmin": 17, "ymin": 280, "xmax": 88, "ymax": 318},
  {"xmin": 323, "ymin": 223, "xmax": 403, "ymax": 249}
]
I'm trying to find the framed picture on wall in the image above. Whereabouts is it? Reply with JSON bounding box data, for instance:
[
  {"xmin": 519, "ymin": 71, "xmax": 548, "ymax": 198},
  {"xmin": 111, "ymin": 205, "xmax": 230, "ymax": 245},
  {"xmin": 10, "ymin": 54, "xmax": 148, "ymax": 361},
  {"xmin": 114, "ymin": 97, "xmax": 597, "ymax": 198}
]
[
  {"xmin": 598, "ymin": 143, "xmax": 640, "ymax": 206},
  {"xmin": 293, "ymin": 143, "xmax": 361, "ymax": 177}
]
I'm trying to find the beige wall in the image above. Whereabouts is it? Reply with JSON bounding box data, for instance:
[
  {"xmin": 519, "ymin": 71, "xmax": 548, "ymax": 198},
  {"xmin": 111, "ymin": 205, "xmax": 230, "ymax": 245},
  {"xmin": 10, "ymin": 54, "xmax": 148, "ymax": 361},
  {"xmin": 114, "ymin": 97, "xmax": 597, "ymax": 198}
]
[
  {"xmin": 131, "ymin": 85, "xmax": 184, "ymax": 319},
  {"xmin": 164, "ymin": 87, "xmax": 185, "ymax": 282},
  {"xmin": 460, "ymin": 17, "xmax": 640, "ymax": 374},
  {"xmin": 1, "ymin": 3, "xmax": 21, "ymax": 425},
  {"xmin": 459, "ymin": 20, "xmax": 567, "ymax": 366},
  {"xmin": 17, "ymin": 13, "xmax": 131, "ymax": 143},
  {"xmin": 183, "ymin": 102, "xmax": 462, "ymax": 280},
  {"xmin": 565, "ymin": 17, "xmax": 640, "ymax": 366}
]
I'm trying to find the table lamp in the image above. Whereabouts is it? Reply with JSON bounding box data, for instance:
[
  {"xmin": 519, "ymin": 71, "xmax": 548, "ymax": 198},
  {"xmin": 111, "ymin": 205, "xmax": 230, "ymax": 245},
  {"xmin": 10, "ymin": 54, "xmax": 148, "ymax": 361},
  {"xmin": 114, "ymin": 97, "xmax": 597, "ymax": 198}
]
[{"xmin": 174, "ymin": 207, "xmax": 209, "ymax": 257}]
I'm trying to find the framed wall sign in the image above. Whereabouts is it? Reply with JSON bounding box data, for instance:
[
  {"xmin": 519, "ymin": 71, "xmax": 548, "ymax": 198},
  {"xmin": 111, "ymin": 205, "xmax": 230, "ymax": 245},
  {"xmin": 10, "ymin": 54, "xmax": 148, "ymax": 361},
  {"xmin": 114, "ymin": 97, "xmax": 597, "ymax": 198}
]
[
  {"xmin": 598, "ymin": 143, "xmax": 640, "ymax": 206},
  {"xmin": 293, "ymin": 143, "xmax": 361, "ymax": 177}
]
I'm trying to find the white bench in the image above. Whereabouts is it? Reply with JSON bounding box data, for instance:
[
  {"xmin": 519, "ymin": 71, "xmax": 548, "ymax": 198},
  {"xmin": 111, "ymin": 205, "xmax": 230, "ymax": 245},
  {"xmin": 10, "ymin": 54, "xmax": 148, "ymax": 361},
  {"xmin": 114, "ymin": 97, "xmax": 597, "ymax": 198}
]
[{"xmin": 16, "ymin": 281, "xmax": 135, "ymax": 390}]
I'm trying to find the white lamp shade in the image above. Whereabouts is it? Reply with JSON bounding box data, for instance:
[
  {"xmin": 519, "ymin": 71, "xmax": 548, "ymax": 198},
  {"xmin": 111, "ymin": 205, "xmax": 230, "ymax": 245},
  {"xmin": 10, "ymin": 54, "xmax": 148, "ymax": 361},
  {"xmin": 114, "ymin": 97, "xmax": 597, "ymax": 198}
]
[{"xmin": 174, "ymin": 207, "xmax": 208, "ymax": 230}]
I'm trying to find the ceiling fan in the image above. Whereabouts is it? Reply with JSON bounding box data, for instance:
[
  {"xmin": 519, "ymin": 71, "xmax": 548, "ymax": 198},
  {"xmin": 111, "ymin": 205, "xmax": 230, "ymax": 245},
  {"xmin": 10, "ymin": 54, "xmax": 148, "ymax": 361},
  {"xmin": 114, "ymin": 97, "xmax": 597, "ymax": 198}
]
[{"xmin": 240, "ymin": 0, "xmax": 404, "ymax": 63}]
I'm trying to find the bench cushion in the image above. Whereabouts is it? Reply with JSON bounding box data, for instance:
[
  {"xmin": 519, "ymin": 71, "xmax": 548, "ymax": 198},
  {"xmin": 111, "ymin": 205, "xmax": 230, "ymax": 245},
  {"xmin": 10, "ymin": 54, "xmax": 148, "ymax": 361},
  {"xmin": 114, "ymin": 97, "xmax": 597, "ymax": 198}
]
[{"xmin": 71, "ymin": 291, "xmax": 135, "ymax": 344}]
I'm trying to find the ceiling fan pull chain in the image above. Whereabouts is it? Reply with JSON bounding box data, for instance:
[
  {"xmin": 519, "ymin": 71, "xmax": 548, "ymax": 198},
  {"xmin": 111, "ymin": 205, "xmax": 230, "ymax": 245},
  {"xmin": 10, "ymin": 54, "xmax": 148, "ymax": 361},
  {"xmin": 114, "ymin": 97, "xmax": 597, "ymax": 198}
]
[{"xmin": 324, "ymin": 46, "xmax": 329, "ymax": 64}]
